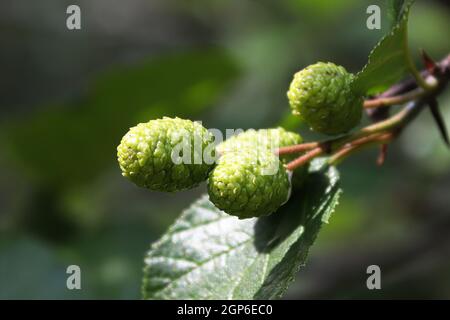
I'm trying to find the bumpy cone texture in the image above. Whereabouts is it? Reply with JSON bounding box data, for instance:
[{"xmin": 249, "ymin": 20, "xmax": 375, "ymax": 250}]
[
  {"xmin": 117, "ymin": 117, "xmax": 214, "ymax": 192},
  {"xmin": 208, "ymin": 150, "xmax": 290, "ymax": 219},
  {"xmin": 216, "ymin": 127, "xmax": 308, "ymax": 187},
  {"xmin": 287, "ymin": 62, "xmax": 363, "ymax": 135}
]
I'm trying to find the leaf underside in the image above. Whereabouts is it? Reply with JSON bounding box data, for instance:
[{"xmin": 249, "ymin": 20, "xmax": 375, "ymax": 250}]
[
  {"xmin": 351, "ymin": 0, "xmax": 414, "ymax": 95},
  {"xmin": 142, "ymin": 160, "xmax": 341, "ymax": 300}
]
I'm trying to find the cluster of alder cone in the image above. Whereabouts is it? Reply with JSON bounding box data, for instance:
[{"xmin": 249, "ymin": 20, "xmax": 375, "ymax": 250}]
[{"xmin": 117, "ymin": 52, "xmax": 449, "ymax": 219}]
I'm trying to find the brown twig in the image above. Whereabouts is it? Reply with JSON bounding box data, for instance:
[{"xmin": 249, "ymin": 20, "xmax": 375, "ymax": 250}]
[
  {"xmin": 363, "ymin": 87, "xmax": 424, "ymax": 109},
  {"xmin": 328, "ymin": 132, "xmax": 395, "ymax": 165},
  {"xmin": 377, "ymin": 144, "xmax": 389, "ymax": 166},
  {"xmin": 276, "ymin": 142, "xmax": 319, "ymax": 155},
  {"xmin": 285, "ymin": 147, "xmax": 324, "ymax": 171}
]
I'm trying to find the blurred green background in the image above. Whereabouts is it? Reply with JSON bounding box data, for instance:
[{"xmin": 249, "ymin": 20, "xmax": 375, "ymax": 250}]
[{"xmin": 0, "ymin": 0, "xmax": 449, "ymax": 299}]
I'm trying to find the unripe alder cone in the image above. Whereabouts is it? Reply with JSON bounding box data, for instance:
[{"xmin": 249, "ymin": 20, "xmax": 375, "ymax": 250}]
[
  {"xmin": 117, "ymin": 117, "xmax": 214, "ymax": 192},
  {"xmin": 208, "ymin": 128, "xmax": 309, "ymax": 219},
  {"xmin": 287, "ymin": 62, "xmax": 363, "ymax": 135},
  {"xmin": 208, "ymin": 150, "xmax": 290, "ymax": 219},
  {"xmin": 216, "ymin": 127, "xmax": 308, "ymax": 187}
]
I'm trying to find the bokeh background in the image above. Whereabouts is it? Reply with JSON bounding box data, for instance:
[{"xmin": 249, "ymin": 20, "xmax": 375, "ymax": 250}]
[{"xmin": 0, "ymin": 0, "xmax": 449, "ymax": 299}]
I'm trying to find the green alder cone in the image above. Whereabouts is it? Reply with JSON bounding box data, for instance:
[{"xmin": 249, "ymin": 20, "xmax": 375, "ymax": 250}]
[
  {"xmin": 216, "ymin": 127, "xmax": 308, "ymax": 187},
  {"xmin": 217, "ymin": 127, "xmax": 300, "ymax": 159},
  {"xmin": 117, "ymin": 117, "xmax": 214, "ymax": 192},
  {"xmin": 287, "ymin": 62, "xmax": 363, "ymax": 135},
  {"xmin": 208, "ymin": 150, "xmax": 291, "ymax": 219}
]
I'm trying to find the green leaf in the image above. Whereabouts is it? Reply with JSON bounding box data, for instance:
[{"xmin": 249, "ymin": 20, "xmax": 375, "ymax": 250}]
[
  {"xmin": 1, "ymin": 49, "xmax": 238, "ymax": 187},
  {"xmin": 387, "ymin": 0, "xmax": 407, "ymax": 28},
  {"xmin": 142, "ymin": 160, "xmax": 341, "ymax": 300},
  {"xmin": 351, "ymin": 0, "xmax": 414, "ymax": 95}
]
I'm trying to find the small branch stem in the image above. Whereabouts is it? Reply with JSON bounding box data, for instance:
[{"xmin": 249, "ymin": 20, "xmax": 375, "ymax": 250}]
[
  {"xmin": 328, "ymin": 132, "xmax": 394, "ymax": 166},
  {"xmin": 285, "ymin": 148, "xmax": 324, "ymax": 171},
  {"xmin": 363, "ymin": 87, "xmax": 424, "ymax": 108},
  {"xmin": 407, "ymin": 56, "xmax": 432, "ymax": 91},
  {"xmin": 377, "ymin": 144, "xmax": 389, "ymax": 166},
  {"xmin": 277, "ymin": 142, "xmax": 319, "ymax": 155},
  {"xmin": 281, "ymin": 98, "xmax": 426, "ymax": 170}
]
